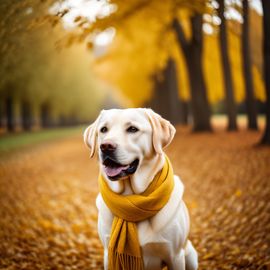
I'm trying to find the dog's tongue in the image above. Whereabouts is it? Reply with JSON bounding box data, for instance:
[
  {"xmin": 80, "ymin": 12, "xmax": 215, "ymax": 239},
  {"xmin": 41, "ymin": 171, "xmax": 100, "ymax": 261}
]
[{"xmin": 104, "ymin": 165, "xmax": 129, "ymax": 177}]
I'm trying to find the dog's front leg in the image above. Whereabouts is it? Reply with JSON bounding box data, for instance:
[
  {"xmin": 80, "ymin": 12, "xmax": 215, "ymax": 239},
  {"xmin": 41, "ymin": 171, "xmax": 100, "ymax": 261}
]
[
  {"xmin": 103, "ymin": 248, "xmax": 108, "ymax": 270},
  {"xmin": 166, "ymin": 249, "xmax": 185, "ymax": 270}
]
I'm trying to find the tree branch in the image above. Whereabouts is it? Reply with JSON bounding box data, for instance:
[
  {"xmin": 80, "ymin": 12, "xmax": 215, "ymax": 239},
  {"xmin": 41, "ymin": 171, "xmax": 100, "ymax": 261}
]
[
  {"xmin": 172, "ymin": 18, "xmax": 189, "ymax": 52},
  {"xmin": 90, "ymin": 0, "xmax": 151, "ymax": 31}
]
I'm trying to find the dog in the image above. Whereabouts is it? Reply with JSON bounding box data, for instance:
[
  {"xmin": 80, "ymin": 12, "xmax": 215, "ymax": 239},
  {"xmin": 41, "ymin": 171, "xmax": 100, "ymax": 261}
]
[{"xmin": 84, "ymin": 108, "xmax": 198, "ymax": 270}]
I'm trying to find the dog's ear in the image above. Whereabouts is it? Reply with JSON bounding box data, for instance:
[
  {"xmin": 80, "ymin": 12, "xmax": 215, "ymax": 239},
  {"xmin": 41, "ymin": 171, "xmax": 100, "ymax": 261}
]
[
  {"xmin": 144, "ymin": 108, "xmax": 176, "ymax": 154},
  {"xmin": 83, "ymin": 112, "xmax": 102, "ymax": 158}
]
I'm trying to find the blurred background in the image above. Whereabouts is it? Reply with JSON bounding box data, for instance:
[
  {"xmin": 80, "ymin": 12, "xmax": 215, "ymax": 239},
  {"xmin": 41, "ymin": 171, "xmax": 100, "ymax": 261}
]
[
  {"xmin": 1, "ymin": 1, "xmax": 270, "ymax": 269},
  {"xmin": 0, "ymin": 0, "xmax": 269, "ymax": 138}
]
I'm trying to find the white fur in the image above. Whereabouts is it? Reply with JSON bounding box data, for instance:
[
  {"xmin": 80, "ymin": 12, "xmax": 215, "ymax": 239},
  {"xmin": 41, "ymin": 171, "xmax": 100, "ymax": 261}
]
[{"xmin": 84, "ymin": 108, "xmax": 198, "ymax": 270}]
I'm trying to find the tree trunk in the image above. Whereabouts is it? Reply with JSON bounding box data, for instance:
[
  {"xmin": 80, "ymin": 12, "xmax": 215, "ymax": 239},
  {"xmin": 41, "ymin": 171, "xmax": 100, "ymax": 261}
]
[
  {"xmin": 185, "ymin": 15, "xmax": 211, "ymax": 131},
  {"xmin": 21, "ymin": 100, "xmax": 32, "ymax": 130},
  {"xmin": 260, "ymin": 0, "xmax": 270, "ymax": 144},
  {"xmin": 165, "ymin": 57, "xmax": 187, "ymax": 124},
  {"xmin": 149, "ymin": 58, "xmax": 188, "ymax": 124},
  {"xmin": 173, "ymin": 15, "xmax": 211, "ymax": 131},
  {"xmin": 41, "ymin": 103, "xmax": 53, "ymax": 128},
  {"xmin": 149, "ymin": 71, "xmax": 169, "ymax": 120},
  {"xmin": 180, "ymin": 101, "xmax": 189, "ymax": 125},
  {"xmin": 6, "ymin": 97, "xmax": 15, "ymax": 132},
  {"xmin": 242, "ymin": 0, "xmax": 258, "ymax": 130},
  {"xmin": 0, "ymin": 99, "xmax": 4, "ymax": 129},
  {"xmin": 217, "ymin": 0, "xmax": 237, "ymax": 131}
]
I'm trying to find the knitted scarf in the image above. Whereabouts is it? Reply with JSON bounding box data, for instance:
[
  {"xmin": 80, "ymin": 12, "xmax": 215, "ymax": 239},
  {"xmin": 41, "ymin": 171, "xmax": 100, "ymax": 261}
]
[{"xmin": 98, "ymin": 156, "xmax": 174, "ymax": 270}]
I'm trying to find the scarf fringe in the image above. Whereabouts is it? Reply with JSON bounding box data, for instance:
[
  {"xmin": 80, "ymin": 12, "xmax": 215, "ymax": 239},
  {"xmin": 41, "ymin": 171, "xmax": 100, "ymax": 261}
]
[{"xmin": 109, "ymin": 249, "xmax": 144, "ymax": 270}]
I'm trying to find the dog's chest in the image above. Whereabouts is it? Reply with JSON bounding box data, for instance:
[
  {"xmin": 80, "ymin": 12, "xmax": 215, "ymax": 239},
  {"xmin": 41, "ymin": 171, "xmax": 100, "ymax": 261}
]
[{"xmin": 96, "ymin": 177, "xmax": 188, "ymax": 251}]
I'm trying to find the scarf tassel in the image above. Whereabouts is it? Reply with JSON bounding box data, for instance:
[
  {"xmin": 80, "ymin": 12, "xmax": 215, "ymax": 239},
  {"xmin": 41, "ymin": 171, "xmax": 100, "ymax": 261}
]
[{"xmin": 109, "ymin": 249, "xmax": 144, "ymax": 270}]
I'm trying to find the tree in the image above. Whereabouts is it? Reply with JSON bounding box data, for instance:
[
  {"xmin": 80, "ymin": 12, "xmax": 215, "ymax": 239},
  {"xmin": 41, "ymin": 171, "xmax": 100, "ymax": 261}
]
[
  {"xmin": 0, "ymin": 99, "xmax": 4, "ymax": 129},
  {"xmin": 217, "ymin": 0, "xmax": 237, "ymax": 131},
  {"xmin": 6, "ymin": 96, "xmax": 15, "ymax": 132},
  {"xmin": 242, "ymin": 0, "xmax": 258, "ymax": 130},
  {"xmin": 173, "ymin": 14, "xmax": 212, "ymax": 131},
  {"xmin": 164, "ymin": 58, "xmax": 189, "ymax": 125},
  {"xmin": 72, "ymin": 0, "xmax": 213, "ymax": 131},
  {"xmin": 50, "ymin": 0, "xmax": 265, "ymax": 132},
  {"xmin": 260, "ymin": 0, "xmax": 270, "ymax": 145},
  {"xmin": 21, "ymin": 100, "xmax": 33, "ymax": 130},
  {"xmin": 0, "ymin": 0, "xmax": 107, "ymax": 131},
  {"xmin": 148, "ymin": 58, "xmax": 187, "ymax": 124}
]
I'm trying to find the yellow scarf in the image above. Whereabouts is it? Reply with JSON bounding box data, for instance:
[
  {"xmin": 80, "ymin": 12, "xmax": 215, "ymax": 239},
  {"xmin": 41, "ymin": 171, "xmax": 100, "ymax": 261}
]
[{"xmin": 98, "ymin": 156, "xmax": 174, "ymax": 270}]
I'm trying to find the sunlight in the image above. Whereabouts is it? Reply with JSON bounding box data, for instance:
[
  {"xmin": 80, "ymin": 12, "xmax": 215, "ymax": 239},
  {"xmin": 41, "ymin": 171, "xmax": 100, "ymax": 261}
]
[
  {"xmin": 50, "ymin": 0, "xmax": 100, "ymax": 27},
  {"xmin": 94, "ymin": 27, "xmax": 116, "ymax": 47},
  {"xmin": 49, "ymin": 0, "xmax": 117, "ymax": 47}
]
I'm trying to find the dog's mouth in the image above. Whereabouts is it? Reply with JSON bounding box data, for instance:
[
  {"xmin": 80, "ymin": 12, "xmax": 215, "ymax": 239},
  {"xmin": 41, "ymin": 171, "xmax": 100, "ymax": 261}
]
[{"xmin": 102, "ymin": 157, "xmax": 139, "ymax": 181}]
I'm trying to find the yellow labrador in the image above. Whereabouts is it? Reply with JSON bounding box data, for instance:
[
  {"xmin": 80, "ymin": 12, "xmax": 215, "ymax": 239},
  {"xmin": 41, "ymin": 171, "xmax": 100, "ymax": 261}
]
[{"xmin": 84, "ymin": 108, "xmax": 198, "ymax": 270}]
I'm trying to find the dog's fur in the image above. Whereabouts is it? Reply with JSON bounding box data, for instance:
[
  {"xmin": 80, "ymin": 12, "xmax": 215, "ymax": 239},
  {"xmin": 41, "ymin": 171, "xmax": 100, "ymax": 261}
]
[{"xmin": 84, "ymin": 108, "xmax": 198, "ymax": 270}]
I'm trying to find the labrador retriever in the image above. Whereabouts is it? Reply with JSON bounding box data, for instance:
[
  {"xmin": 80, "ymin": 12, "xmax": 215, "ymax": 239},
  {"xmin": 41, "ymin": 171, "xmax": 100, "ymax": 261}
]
[{"xmin": 84, "ymin": 108, "xmax": 198, "ymax": 270}]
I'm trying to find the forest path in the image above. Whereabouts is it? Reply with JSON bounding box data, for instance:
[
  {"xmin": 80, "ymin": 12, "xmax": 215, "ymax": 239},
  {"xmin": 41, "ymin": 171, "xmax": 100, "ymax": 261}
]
[{"xmin": 0, "ymin": 128, "xmax": 269, "ymax": 270}]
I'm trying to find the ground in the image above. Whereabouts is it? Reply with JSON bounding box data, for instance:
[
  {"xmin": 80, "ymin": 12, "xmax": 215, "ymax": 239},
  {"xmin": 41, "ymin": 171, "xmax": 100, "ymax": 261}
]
[{"xmin": 0, "ymin": 127, "xmax": 269, "ymax": 270}]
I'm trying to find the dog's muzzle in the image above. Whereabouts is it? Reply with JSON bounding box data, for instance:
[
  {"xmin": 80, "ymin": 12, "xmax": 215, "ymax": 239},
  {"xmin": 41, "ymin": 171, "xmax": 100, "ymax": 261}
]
[{"xmin": 101, "ymin": 155, "xmax": 139, "ymax": 181}]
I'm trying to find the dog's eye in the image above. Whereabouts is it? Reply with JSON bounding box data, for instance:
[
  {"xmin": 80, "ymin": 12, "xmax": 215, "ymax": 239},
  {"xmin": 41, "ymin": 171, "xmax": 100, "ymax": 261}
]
[
  {"xmin": 127, "ymin": 126, "xmax": 139, "ymax": 133},
  {"xmin": 100, "ymin": 126, "xmax": 108, "ymax": 133}
]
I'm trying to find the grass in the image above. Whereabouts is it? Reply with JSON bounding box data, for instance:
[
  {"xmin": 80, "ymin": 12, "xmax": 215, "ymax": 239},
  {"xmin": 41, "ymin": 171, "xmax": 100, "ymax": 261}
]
[{"xmin": 0, "ymin": 125, "xmax": 85, "ymax": 154}]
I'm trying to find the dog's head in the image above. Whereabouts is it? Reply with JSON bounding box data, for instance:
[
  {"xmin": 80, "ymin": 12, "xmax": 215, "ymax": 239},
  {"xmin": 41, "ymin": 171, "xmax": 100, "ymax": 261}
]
[{"xmin": 84, "ymin": 108, "xmax": 175, "ymax": 181}]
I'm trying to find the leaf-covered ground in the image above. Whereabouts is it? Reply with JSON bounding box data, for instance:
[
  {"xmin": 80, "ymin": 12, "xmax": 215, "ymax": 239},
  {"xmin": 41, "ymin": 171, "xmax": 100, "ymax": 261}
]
[{"xmin": 0, "ymin": 128, "xmax": 269, "ymax": 270}]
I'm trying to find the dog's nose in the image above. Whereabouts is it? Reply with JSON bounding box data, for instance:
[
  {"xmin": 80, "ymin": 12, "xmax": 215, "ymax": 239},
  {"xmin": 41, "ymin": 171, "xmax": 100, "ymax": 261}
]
[{"xmin": 100, "ymin": 142, "xmax": 117, "ymax": 153}]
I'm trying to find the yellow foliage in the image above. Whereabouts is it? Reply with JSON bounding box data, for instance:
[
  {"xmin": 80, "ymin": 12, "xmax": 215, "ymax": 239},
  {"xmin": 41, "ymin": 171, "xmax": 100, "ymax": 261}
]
[
  {"xmin": 204, "ymin": 34, "xmax": 224, "ymax": 103},
  {"xmin": 89, "ymin": 0, "xmax": 265, "ymax": 106},
  {"xmin": 92, "ymin": 1, "xmax": 173, "ymax": 106},
  {"xmin": 228, "ymin": 31, "xmax": 245, "ymax": 103}
]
